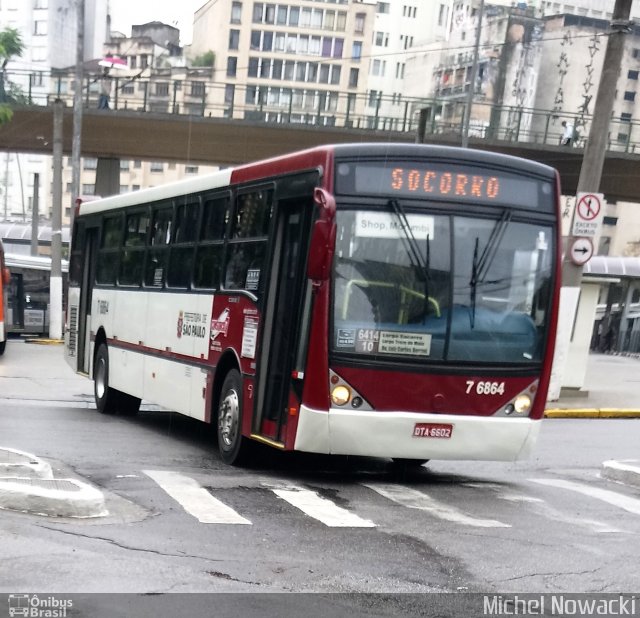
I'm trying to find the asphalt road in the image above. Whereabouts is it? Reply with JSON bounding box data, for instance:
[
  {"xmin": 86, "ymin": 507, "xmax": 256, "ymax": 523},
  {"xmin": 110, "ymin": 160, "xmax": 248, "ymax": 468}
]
[{"xmin": 1, "ymin": 339, "xmax": 639, "ymax": 616}]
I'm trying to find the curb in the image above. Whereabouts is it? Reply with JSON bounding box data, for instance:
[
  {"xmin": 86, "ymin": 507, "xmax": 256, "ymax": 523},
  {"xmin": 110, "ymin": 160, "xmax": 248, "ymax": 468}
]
[
  {"xmin": 0, "ymin": 477, "xmax": 108, "ymax": 518},
  {"xmin": 601, "ymin": 459, "xmax": 640, "ymax": 489},
  {"xmin": 0, "ymin": 447, "xmax": 53, "ymax": 479},
  {"xmin": 545, "ymin": 409, "xmax": 640, "ymax": 418},
  {"xmin": 0, "ymin": 447, "xmax": 107, "ymax": 518}
]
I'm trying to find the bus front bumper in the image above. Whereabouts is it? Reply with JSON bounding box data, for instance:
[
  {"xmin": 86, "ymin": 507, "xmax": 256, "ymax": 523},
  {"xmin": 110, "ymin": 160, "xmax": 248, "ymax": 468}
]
[{"xmin": 294, "ymin": 405, "xmax": 541, "ymax": 462}]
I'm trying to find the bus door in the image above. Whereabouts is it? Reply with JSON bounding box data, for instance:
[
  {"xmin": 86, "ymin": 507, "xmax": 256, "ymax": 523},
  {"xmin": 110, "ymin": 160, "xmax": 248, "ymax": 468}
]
[
  {"xmin": 255, "ymin": 189, "xmax": 314, "ymax": 444},
  {"xmin": 8, "ymin": 272, "xmax": 24, "ymax": 331},
  {"xmin": 76, "ymin": 226, "xmax": 98, "ymax": 374}
]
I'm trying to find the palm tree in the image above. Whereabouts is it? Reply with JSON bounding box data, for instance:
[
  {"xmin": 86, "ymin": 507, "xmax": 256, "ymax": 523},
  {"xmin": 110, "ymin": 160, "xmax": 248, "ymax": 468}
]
[{"xmin": 0, "ymin": 27, "xmax": 24, "ymax": 122}]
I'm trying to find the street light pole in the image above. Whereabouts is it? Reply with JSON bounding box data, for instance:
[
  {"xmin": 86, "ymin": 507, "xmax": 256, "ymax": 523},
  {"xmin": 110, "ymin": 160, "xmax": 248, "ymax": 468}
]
[
  {"xmin": 70, "ymin": 0, "xmax": 85, "ymax": 232},
  {"xmin": 461, "ymin": 0, "xmax": 484, "ymax": 148}
]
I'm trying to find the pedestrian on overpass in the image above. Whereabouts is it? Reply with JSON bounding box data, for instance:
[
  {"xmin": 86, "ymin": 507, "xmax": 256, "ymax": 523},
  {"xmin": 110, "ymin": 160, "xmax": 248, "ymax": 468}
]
[
  {"xmin": 98, "ymin": 68, "xmax": 112, "ymax": 110},
  {"xmin": 560, "ymin": 120, "xmax": 575, "ymax": 146}
]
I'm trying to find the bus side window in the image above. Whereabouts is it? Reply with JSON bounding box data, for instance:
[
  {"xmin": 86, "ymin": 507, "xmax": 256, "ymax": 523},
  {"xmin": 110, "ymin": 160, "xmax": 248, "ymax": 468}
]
[
  {"xmin": 121, "ymin": 211, "xmax": 150, "ymax": 286},
  {"xmin": 144, "ymin": 206, "xmax": 172, "ymax": 288},
  {"xmin": 167, "ymin": 200, "xmax": 200, "ymax": 288},
  {"xmin": 96, "ymin": 214, "xmax": 123, "ymax": 285},
  {"xmin": 194, "ymin": 195, "xmax": 229, "ymax": 289},
  {"xmin": 224, "ymin": 189, "xmax": 272, "ymax": 295}
]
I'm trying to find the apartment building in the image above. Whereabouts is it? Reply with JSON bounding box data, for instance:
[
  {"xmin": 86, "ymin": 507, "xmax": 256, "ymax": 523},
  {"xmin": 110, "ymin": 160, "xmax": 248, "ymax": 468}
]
[
  {"xmin": 191, "ymin": 0, "xmax": 376, "ymax": 127},
  {"xmin": 0, "ymin": 0, "xmax": 107, "ymax": 223}
]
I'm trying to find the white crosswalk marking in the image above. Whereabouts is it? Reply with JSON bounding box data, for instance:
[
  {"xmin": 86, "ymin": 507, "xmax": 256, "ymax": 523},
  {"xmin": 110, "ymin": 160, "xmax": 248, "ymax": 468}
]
[
  {"xmin": 364, "ymin": 483, "xmax": 510, "ymax": 528},
  {"xmin": 270, "ymin": 484, "xmax": 376, "ymax": 527},
  {"xmin": 144, "ymin": 470, "xmax": 251, "ymax": 524},
  {"xmin": 531, "ymin": 478, "xmax": 640, "ymax": 516},
  {"xmin": 464, "ymin": 482, "xmax": 621, "ymax": 533}
]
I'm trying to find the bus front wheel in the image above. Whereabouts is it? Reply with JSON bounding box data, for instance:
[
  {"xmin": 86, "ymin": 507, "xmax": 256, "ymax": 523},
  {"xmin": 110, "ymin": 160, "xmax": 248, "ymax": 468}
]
[
  {"xmin": 94, "ymin": 344, "xmax": 119, "ymax": 414},
  {"xmin": 217, "ymin": 369, "xmax": 252, "ymax": 466},
  {"xmin": 0, "ymin": 340, "xmax": 5, "ymax": 356}
]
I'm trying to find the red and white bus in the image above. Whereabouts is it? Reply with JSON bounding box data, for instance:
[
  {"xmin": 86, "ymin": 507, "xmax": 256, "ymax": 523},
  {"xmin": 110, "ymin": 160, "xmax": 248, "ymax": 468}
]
[
  {"xmin": 65, "ymin": 144, "xmax": 561, "ymax": 466},
  {"xmin": 0, "ymin": 239, "xmax": 10, "ymax": 356}
]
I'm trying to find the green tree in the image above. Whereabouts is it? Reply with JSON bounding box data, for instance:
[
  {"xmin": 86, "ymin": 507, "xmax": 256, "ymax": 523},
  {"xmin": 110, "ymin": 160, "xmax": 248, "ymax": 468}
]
[
  {"xmin": 0, "ymin": 26, "xmax": 24, "ymax": 121},
  {"xmin": 191, "ymin": 50, "xmax": 215, "ymax": 67}
]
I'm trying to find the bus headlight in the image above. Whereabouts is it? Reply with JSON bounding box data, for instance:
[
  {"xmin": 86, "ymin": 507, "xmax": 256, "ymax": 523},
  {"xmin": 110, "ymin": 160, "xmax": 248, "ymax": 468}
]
[
  {"xmin": 331, "ymin": 385, "xmax": 351, "ymax": 406},
  {"xmin": 514, "ymin": 395, "xmax": 532, "ymax": 414}
]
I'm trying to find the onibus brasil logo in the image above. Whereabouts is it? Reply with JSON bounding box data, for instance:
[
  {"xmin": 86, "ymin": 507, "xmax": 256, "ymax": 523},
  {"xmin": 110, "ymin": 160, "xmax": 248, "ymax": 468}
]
[{"xmin": 8, "ymin": 594, "xmax": 73, "ymax": 617}]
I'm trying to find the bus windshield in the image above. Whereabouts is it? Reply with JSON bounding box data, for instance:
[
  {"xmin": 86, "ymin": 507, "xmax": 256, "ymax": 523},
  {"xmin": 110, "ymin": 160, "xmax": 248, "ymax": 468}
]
[{"xmin": 331, "ymin": 207, "xmax": 554, "ymax": 365}]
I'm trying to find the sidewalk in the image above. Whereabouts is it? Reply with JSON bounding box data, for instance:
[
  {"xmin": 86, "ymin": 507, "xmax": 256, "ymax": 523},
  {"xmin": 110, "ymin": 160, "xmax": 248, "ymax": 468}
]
[{"xmin": 545, "ymin": 352, "xmax": 640, "ymax": 418}]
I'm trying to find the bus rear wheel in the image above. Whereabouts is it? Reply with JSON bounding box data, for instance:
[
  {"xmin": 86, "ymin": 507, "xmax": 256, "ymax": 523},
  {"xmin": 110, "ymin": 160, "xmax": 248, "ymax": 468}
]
[
  {"xmin": 0, "ymin": 340, "xmax": 5, "ymax": 356},
  {"xmin": 94, "ymin": 343, "xmax": 120, "ymax": 414},
  {"xmin": 217, "ymin": 369, "xmax": 252, "ymax": 466}
]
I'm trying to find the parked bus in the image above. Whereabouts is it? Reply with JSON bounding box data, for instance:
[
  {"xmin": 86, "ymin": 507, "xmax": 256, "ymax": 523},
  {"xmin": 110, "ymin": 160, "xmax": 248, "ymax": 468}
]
[
  {"xmin": 0, "ymin": 239, "xmax": 9, "ymax": 355},
  {"xmin": 65, "ymin": 144, "xmax": 561, "ymax": 466},
  {"xmin": 3, "ymin": 253, "xmax": 68, "ymax": 336}
]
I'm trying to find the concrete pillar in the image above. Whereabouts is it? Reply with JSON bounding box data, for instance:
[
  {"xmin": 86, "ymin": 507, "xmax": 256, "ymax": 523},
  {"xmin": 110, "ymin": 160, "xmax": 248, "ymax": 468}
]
[{"xmin": 95, "ymin": 157, "xmax": 121, "ymax": 198}]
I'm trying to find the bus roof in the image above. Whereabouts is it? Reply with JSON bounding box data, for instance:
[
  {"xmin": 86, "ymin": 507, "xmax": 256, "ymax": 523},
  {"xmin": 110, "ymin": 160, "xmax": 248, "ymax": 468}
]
[{"xmin": 77, "ymin": 143, "xmax": 557, "ymax": 217}]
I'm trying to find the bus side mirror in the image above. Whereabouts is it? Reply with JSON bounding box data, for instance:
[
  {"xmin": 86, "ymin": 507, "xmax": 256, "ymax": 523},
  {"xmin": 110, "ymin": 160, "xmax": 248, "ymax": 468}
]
[
  {"xmin": 307, "ymin": 188, "xmax": 336, "ymax": 281},
  {"xmin": 1, "ymin": 267, "xmax": 9, "ymax": 285}
]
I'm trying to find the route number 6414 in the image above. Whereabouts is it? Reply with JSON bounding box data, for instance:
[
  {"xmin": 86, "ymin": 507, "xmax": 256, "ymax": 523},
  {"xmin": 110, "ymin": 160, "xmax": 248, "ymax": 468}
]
[{"xmin": 466, "ymin": 381, "xmax": 505, "ymax": 395}]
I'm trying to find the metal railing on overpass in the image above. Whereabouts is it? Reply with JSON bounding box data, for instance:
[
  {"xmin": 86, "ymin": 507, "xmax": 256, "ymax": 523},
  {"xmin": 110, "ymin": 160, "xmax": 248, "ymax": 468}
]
[{"xmin": 7, "ymin": 68, "xmax": 640, "ymax": 155}]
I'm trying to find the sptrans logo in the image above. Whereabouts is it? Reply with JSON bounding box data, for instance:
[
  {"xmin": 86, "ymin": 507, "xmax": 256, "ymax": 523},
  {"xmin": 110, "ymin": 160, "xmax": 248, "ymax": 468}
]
[{"xmin": 8, "ymin": 594, "xmax": 73, "ymax": 617}]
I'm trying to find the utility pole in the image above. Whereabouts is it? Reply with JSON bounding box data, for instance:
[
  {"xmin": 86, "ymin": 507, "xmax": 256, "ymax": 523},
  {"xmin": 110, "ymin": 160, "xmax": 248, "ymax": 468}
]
[
  {"xmin": 563, "ymin": 0, "xmax": 633, "ymax": 286},
  {"xmin": 50, "ymin": 100, "xmax": 64, "ymax": 341},
  {"xmin": 549, "ymin": 0, "xmax": 633, "ymax": 400},
  {"xmin": 70, "ymin": 0, "xmax": 85, "ymax": 231},
  {"xmin": 461, "ymin": 0, "xmax": 484, "ymax": 148},
  {"xmin": 30, "ymin": 173, "xmax": 39, "ymax": 257}
]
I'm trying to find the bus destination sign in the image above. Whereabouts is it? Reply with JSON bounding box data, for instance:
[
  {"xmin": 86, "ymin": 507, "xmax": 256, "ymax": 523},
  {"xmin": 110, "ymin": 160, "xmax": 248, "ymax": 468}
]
[{"xmin": 336, "ymin": 161, "xmax": 550, "ymax": 210}]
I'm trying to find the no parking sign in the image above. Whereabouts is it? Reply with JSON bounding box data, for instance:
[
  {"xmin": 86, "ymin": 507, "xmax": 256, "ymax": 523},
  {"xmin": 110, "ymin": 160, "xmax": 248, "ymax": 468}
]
[{"xmin": 571, "ymin": 192, "xmax": 604, "ymax": 238}]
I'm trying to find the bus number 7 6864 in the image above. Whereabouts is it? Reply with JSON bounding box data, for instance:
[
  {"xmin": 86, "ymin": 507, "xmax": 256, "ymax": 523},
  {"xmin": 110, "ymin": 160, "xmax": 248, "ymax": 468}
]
[{"xmin": 466, "ymin": 381, "xmax": 505, "ymax": 395}]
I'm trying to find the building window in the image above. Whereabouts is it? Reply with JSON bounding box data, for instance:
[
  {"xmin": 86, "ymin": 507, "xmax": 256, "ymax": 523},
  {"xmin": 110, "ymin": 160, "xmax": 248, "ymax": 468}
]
[
  {"xmin": 185, "ymin": 166, "xmax": 199, "ymax": 174},
  {"xmin": 134, "ymin": 160, "xmax": 142, "ymax": 168},
  {"xmin": 82, "ymin": 184, "xmax": 95, "ymax": 195},
  {"xmin": 621, "ymin": 112, "xmax": 632, "ymax": 122},
  {"xmin": 227, "ymin": 56, "xmax": 238, "ymax": 77},
  {"xmin": 130, "ymin": 56, "xmax": 137, "ymax": 69},
  {"xmin": 150, "ymin": 162, "xmax": 164, "ymax": 172},
  {"xmin": 231, "ymin": 1, "xmax": 242, "ymax": 23},
  {"xmin": 368, "ymin": 89, "xmax": 380, "ymax": 106},
  {"xmin": 623, "ymin": 91, "xmax": 636, "ymax": 102},
  {"xmin": 633, "ymin": 48, "xmax": 640, "ymax": 59},
  {"xmin": 83, "ymin": 157, "xmax": 97, "ymax": 170},
  {"xmin": 33, "ymin": 20, "xmax": 47, "ymax": 35},
  {"xmin": 377, "ymin": 2, "xmax": 390, "ymax": 14},
  {"xmin": 348, "ymin": 67, "xmax": 359, "ymax": 87},
  {"xmin": 229, "ymin": 29, "xmax": 240, "ymax": 50},
  {"xmin": 119, "ymin": 185, "xmax": 128, "ymax": 194},
  {"xmin": 438, "ymin": 4, "xmax": 448, "ymax": 25},
  {"xmin": 354, "ymin": 13, "xmax": 366, "ymax": 34},
  {"xmin": 375, "ymin": 32, "xmax": 388, "ymax": 47},
  {"xmin": 352, "ymin": 41, "xmax": 362, "ymax": 61},
  {"xmin": 628, "ymin": 70, "xmax": 639, "ymax": 80},
  {"xmin": 155, "ymin": 82, "xmax": 169, "ymax": 96},
  {"xmin": 140, "ymin": 55, "xmax": 149, "ymax": 69},
  {"xmin": 120, "ymin": 160, "xmax": 130, "ymax": 170},
  {"xmin": 617, "ymin": 132, "xmax": 629, "ymax": 143},
  {"xmin": 190, "ymin": 81, "xmax": 205, "ymax": 97}
]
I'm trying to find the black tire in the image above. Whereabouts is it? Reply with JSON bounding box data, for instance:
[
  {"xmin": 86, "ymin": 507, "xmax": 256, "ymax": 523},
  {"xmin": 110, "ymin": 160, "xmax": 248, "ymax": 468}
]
[
  {"xmin": 94, "ymin": 343, "xmax": 119, "ymax": 414},
  {"xmin": 392, "ymin": 458, "xmax": 429, "ymax": 467},
  {"xmin": 217, "ymin": 369, "xmax": 252, "ymax": 466},
  {"xmin": 0, "ymin": 340, "xmax": 5, "ymax": 356}
]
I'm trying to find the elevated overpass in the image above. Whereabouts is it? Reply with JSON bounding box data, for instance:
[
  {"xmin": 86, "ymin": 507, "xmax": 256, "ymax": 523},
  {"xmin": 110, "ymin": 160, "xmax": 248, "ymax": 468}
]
[{"xmin": 1, "ymin": 105, "xmax": 640, "ymax": 202}]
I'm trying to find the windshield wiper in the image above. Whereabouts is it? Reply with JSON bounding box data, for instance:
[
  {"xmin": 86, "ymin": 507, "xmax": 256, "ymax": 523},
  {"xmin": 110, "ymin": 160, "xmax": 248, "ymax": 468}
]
[
  {"xmin": 469, "ymin": 209, "xmax": 512, "ymax": 328},
  {"xmin": 388, "ymin": 199, "xmax": 432, "ymax": 319}
]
